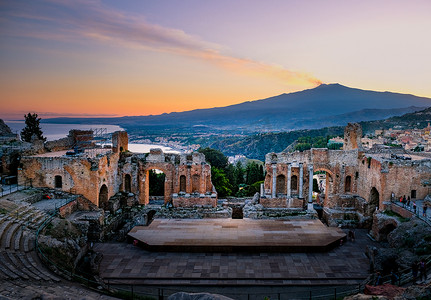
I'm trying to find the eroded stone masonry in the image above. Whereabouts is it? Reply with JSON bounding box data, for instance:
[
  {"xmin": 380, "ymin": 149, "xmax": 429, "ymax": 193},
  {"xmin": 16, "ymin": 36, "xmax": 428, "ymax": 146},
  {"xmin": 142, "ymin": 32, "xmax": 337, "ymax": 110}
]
[
  {"xmin": 18, "ymin": 131, "xmax": 217, "ymax": 211},
  {"xmin": 17, "ymin": 123, "xmax": 431, "ymax": 227},
  {"xmin": 264, "ymin": 123, "xmax": 431, "ymax": 226}
]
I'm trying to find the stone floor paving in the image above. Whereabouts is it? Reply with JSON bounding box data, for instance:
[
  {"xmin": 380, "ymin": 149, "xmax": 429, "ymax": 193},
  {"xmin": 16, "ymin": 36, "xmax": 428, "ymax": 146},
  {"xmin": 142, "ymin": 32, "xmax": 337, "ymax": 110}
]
[{"xmin": 95, "ymin": 227, "xmax": 380, "ymax": 286}]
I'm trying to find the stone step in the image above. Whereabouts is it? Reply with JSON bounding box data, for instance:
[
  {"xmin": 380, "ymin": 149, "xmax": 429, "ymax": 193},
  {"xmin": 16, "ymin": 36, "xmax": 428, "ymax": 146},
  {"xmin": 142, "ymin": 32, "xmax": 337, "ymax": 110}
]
[
  {"xmin": 23, "ymin": 231, "xmax": 34, "ymax": 253},
  {"xmin": 0, "ymin": 251, "xmax": 29, "ymax": 280},
  {"xmin": 0, "ymin": 259, "xmax": 20, "ymax": 280},
  {"xmin": 3, "ymin": 221, "xmax": 22, "ymax": 249},
  {"xmin": 0, "ymin": 219, "xmax": 13, "ymax": 245},
  {"xmin": 14, "ymin": 227, "xmax": 23, "ymax": 251},
  {"xmin": 6, "ymin": 251, "xmax": 41, "ymax": 280},
  {"xmin": 29, "ymin": 213, "xmax": 49, "ymax": 230},
  {"xmin": 10, "ymin": 205, "xmax": 32, "ymax": 220},
  {"xmin": 28, "ymin": 251, "xmax": 61, "ymax": 282},
  {"xmin": 15, "ymin": 252, "xmax": 48, "ymax": 281}
]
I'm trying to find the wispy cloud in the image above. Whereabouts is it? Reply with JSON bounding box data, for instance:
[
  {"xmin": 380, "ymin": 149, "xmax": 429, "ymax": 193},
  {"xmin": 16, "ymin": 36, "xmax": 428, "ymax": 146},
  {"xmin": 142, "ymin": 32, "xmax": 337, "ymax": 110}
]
[{"xmin": 1, "ymin": 0, "xmax": 322, "ymax": 86}]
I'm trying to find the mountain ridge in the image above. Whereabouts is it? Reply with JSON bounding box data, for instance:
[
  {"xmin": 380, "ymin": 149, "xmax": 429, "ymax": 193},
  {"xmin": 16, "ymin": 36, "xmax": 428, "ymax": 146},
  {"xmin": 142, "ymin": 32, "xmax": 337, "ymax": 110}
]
[{"xmin": 42, "ymin": 83, "xmax": 431, "ymax": 132}]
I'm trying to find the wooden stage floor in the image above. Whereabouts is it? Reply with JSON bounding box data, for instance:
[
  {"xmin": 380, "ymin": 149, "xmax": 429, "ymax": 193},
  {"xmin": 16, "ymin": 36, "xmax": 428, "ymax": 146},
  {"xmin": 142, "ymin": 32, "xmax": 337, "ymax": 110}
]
[{"xmin": 128, "ymin": 219, "xmax": 346, "ymax": 252}]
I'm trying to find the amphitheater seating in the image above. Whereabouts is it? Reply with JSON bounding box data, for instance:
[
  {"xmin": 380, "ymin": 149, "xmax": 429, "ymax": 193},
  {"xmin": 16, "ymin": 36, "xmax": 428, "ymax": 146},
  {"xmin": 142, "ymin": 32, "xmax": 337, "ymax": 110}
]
[{"xmin": 0, "ymin": 204, "xmax": 60, "ymax": 282}]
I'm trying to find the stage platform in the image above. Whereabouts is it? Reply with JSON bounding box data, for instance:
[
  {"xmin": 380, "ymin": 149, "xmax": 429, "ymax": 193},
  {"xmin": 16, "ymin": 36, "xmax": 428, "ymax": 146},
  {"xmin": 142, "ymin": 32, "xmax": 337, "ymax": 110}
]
[{"xmin": 128, "ymin": 218, "xmax": 346, "ymax": 252}]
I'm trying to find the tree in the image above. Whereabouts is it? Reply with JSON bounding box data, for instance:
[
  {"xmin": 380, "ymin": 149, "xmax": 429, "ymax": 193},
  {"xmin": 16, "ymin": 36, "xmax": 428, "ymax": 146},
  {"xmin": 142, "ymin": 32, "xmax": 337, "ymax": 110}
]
[
  {"xmin": 21, "ymin": 113, "xmax": 46, "ymax": 142},
  {"xmin": 198, "ymin": 147, "xmax": 228, "ymax": 169},
  {"xmin": 245, "ymin": 162, "xmax": 264, "ymax": 185},
  {"xmin": 211, "ymin": 167, "xmax": 232, "ymax": 198},
  {"xmin": 149, "ymin": 170, "xmax": 165, "ymax": 196},
  {"xmin": 234, "ymin": 161, "xmax": 245, "ymax": 185}
]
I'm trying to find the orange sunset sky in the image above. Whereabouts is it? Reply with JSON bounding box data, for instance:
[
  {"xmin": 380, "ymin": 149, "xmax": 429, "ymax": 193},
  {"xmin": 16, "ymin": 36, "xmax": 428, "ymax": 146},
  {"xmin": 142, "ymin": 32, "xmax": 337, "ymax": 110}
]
[{"xmin": 1, "ymin": 0, "xmax": 431, "ymax": 120}]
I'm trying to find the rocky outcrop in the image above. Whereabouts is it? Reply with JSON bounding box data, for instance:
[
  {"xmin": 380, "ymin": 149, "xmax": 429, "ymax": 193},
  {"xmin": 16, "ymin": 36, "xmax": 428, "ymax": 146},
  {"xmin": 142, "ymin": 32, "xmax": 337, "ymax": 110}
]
[
  {"xmin": 387, "ymin": 217, "xmax": 431, "ymax": 251},
  {"xmin": 371, "ymin": 212, "xmax": 399, "ymax": 242},
  {"xmin": 38, "ymin": 218, "xmax": 87, "ymax": 270},
  {"xmin": 0, "ymin": 119, "xmax": 13, "ymax": 136},
  {"xmin": 364, "ymin": 284, "xmax": 405, "ymax": 299}
]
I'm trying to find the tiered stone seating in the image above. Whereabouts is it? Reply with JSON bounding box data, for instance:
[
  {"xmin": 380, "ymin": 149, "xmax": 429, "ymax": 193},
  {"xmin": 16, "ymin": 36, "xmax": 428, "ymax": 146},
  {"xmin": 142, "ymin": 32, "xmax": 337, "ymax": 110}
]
[{"xmin": 0, "ymin": 203, "xmax": 60, "ymax": 282}]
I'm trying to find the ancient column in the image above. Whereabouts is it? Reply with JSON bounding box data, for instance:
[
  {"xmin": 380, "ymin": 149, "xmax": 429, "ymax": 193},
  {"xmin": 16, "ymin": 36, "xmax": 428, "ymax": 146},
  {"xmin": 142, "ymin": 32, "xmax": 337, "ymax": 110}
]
[
  {"xmin": 272, "ymin": 164, "xmax": 277, "ymax": 198},
  {"xmin": 260, "ymin": 183, "xmax": 264, "ymax": 198},
  {"xmin": 299, "ymin": 163, "xmax": 304, "ymax": 198},
  {"xmin": 186, "ymin": 162, "xmax": 192, "ymax": 194},
  {"xmin": 287, "ymin": 163, "xmax": 292, "ymax": 198},
  {"xmin": 308, "ymin": 164, "xmax": 314, "ymax": 205}
]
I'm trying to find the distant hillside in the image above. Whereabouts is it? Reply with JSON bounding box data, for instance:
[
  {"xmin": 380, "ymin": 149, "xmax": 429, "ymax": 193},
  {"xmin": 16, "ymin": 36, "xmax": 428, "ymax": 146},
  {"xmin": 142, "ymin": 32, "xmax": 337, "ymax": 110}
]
[
  {"xmin": 361, "ymin": 106, "xmax": 431, "ymax": 133},
  {"xmin": 43, "ymin": 83, "xmax": 431, "ymax": 132},
  {"xmin": 207, "ymin": 106, "xmax": 431, "ymax": 160}
]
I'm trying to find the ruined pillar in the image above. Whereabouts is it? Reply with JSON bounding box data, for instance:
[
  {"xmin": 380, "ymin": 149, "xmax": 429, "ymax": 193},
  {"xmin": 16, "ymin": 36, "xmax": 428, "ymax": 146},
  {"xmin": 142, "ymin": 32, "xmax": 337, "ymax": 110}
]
[
  {"xmin": 308, "ymin": 165, "xmax": 314, "ymax": 210},
  {"xmin": 138, "ymin": 170, "xmax": 149, "ymax": 205},
  {"xmin": 299, "ymin": 163, "xmax": 304, "ymax": 198},
  {"xmin": 260, "ymin": 183, "xmax": 264, "ymax": 197},
  {"xmin": 186, "ymin": 162, "xmax": 191, "ymax": 194},
  {"xmin": 287, "ymin": 163, "xmax": 292, "ymax": 198},
  {"xmin": 200, "ymin": 165, "xmax": 206, "ymax": 196},
  {"xmin": 272, "ymin": 164, "xmax": 277, "ymax": 198}
]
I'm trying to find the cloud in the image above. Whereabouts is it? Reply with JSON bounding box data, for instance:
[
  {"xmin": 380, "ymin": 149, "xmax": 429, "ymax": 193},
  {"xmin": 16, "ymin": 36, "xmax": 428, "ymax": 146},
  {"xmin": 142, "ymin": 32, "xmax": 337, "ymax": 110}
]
[{"xmin": 1, "ymin": 0, "xmax": 322, "ymax": 86}]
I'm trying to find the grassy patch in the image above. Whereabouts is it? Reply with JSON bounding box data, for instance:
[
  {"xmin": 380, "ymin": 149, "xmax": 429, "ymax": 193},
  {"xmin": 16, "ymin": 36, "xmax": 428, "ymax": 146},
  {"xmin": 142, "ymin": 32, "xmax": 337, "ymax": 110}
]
[{"xmin": 383, "ymin": 210, "xmax": 410, "ymax": 222}]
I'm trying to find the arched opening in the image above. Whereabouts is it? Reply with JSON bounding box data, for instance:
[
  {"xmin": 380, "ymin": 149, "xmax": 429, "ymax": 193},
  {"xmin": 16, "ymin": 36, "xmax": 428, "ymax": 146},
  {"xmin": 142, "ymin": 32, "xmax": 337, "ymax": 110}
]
[
  {"xmin": 232, "ymin": 206, "xmax": 244, "ymax": 219},
  {"xmin": 311, "ymin": 169, "xmax": 335, "ymax": 207},
  {"xmin": 291, "ymin": 175, "xmax": 298, "ymax": 192},
  {"xmin": 149, "ymin": 169, "xmax": 165, "ymax": 200},
  {"xmin": 179, "ymin": 175, "xmax": 186, "ymax": 193},
  {"xmin": 379, "ymin": 223, "xmax": 397, "ymax": 241},
  {"xmin": 368, "ymin": 187, "xmax": 380, "ymax": 215},
  {"xmin": 99, "ymin": 184, "xmax": 109, "ymax": 211},
  {"xmin": 124, "ymin": 174, "xmax": 131, "ymax": 193},
  {"xmin": 192, "ymin": 174, "xmax": 200, "ymax": 193},
  {"xmin": 54, "ymin": 175, "xmax": 62, "ymax": 189},
  {"xmin": 276, "ymin": 174, "xmax": 286, "ymax": 195},
  {"xmin": 345, "ymin": 175, "xmax": 352, "ymax": 193}
]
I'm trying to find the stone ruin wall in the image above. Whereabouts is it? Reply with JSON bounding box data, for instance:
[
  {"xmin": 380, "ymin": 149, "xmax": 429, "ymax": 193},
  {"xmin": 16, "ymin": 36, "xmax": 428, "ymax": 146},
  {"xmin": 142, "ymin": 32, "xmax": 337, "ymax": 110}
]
[
  {"xmin": 137, "ymin": 149, "xmax": 216, "ymax": 207},
  {"xmin": 112, "ymin": 131, "xmax": 128, "ymax": 153},
  {"xmin": 343, "ymin": 122, "xmax": 363, "ymax": 151},
  {"xmin": 357, "ymin": 155, "xmax": 431, "ymax": 208},
  {"xmin": 264, "ymin": 148, "xmax": 361, "ymax": 209},
  {"xmin": 19, "ymin": 152, "xmax": 121, "ymax": 207}
]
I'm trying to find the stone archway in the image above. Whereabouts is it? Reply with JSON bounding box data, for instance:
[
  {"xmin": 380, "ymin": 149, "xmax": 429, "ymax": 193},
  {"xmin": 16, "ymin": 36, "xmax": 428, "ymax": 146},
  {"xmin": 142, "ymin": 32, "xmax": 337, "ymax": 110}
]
[
  {"xmin": 139, "ymin": 163, "xmax": 174, "ymax": 205},
  {"xmin": 180, "ymin": 175, "xmax": 186, "ymax": 192},
  {"xmin": 291, "ymin": 175, "xmax": 298, "ymax": 192},
  {"xmin": 276, "ymin": 174, "xmax": 286, "ymax": 195},
  {"xmin": 312, "ymin": 168, "xmax": 336, "ymax": 207},
  {"xmin": 345, "ymin": 175, "xmax": 352, "ymax": 193},
  {"xmin": 368, "ymin": 187, "xmax": 380, "ymax": 215},
  {"xmin": 99, "ymin": 184, "xmax": 109, "ymax": 211},
  {"xmin": 54, "ymin": 175, "xmax": 62, "ymax": 189},
  {"xmin": 124, "ymin": 174, "xmax": 131, "ymax": 193}
]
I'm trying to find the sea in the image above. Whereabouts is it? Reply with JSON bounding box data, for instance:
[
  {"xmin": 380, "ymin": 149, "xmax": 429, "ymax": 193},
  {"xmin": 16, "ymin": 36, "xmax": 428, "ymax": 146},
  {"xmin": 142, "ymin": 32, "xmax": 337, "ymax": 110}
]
[{"xmin": 5, "ymin": 121, "xmax": 180, "ymax": 154}]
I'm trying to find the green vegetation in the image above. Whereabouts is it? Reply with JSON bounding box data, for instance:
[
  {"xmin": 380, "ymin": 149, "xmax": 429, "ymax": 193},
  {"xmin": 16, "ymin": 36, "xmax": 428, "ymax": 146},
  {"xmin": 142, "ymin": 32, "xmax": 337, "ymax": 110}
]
[
  {"xmin": 149, "ymin": 170, "xmax": 165, "ymax": 196},
  {"xmin": 198, "ymin": 148, "xmax": 265, "ymax": 197},
  {"xmin": 383, "ymin": 210, "xmax": 410, "ymax": 222},
  {"xmin": 21, "ymin": 112, "xmax": 46, "ymax": 142},
  {"xmin": 207, "ymin": 126, "xmax": 345, "ymax": 160},
  {"xmin": 293, "ymin": 136, "xmax": 331, "ymax": 152}
]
